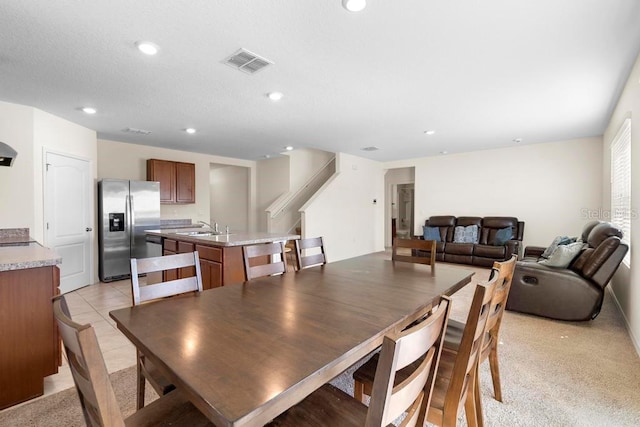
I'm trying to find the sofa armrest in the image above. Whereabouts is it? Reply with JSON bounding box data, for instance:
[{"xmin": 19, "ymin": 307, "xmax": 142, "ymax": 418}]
[
  {"xmin": 505, "ymin": 240, "xmax": 521, "ymax": 259},
  {"xmin": 524, "ymin": 246, "xmax": 546, "ymax": 258}
]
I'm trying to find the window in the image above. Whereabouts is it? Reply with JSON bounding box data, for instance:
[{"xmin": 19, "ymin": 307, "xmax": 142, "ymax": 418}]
[{"xmin": 610, "ymin": 118, "xmax": 631, "ymax": 265}]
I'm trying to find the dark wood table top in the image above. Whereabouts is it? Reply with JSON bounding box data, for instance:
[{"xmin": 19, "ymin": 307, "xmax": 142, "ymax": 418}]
[{"xmin": 110, "ymin": 252, "xmax": 474, "ymax": 426}]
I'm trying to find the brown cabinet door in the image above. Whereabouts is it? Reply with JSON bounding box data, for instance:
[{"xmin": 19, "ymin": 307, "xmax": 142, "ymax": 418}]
[
  {"xmin": 162, "ymin": 250, "xmax": 179, "ymax": 281},
  {"xmin": 200, "ymin": 259, "xmax": 222, "ymax": 290},
  {"xmin": 147, "ymin": 159, "xmax": 176, "ymax": 203},
  {"xmin": 175, "ymin": 162, "xmax": 195, "ymax": 203},
  {"xmin": 177, "ymin": 242, "xmax": 196, "ymax": 277}
]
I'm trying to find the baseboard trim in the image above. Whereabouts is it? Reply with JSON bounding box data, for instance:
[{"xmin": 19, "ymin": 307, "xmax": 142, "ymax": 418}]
[{"xmin": 607, "ymin": 286, "xmax": 640, "ymax": 357}]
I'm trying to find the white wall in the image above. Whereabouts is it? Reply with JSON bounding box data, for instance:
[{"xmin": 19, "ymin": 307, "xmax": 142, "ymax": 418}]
[
  {"xmin": 210, "ymin": 164, "xmax": 249, "ymax": 232},
  {"xmin": 603, "ymin": 53, "xmax": 640, "ymax": 354},
  {"xmin": 0, "ymin": 100, "xmax": 98, "ymax": 280},
  {"xmin": 98, "ymin": 139, "xmax": 256, "ymax": 229},
  {"xmin": 385, "ymin": 138, "xmax": 603, "ymax": 248},
  {"xmin": 256, "ymin": 156, "xmax": 290, "ymax": 231},
  {"xmin": 286, "ymin": 148, "xmax": 335, "ymax": 192},
  {"xmin": 302, "ymin": 152, "xmax": 385, "ymax": 262},
  {"xmin": 0, "ymin": 101, "xmax": 35, "ymax": 230}
]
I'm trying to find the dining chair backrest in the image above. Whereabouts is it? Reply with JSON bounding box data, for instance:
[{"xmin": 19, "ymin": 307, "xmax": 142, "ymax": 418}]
[
  {"xmin": 482, "ymin": 255, "xmax": 517, "ymax": 359},
  {"xmin": 294, "ymin": 236, "xmax": 326, "ymax": 270},
  {"xmin": 366, "ymin": 297, "xmax": 451, "ymax": 426},
  {"xmin": 130, "ymin": 251, "xmax": 203, "ymax": 306},
  {"xmin": 243, "ymin": 241, "xmax": 287, "ymax": 280},
  {"xmin": 392, "ymin": 238, "xmax": 437, "ymax": 272},
  {"xmin": 53, "ymin": 296, "xmax": 126, "ymax": 427},
  {"xmin": 438, "ymin": 273, "xmax": 497, "ymax": 423}
]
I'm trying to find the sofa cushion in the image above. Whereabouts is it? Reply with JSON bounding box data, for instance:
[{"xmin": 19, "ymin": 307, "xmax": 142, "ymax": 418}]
[
  {"xmin": 426, "ymin": 216, "xmax": 457, "ymax": 242},
  {"xmin": 453, "ymin": 225, "xmax": 479, "ymax": 243},
  {"xmin": 474, "ymin": 244, "xmax": 506, "ymax": 258},
  {"xmin": 494, "ymin": 227, "xmax": 513, "ymax": 245},
  {"xmin": 446, "ymin": 242, "xmax": 474, "ymax": 255},
  {"xmin": 422, "ymin": 226, "xmax": 441, "ymax": 242},
  {"xmin": 539, "ymin": 242, "xmax": 584, "ymax": 268}
]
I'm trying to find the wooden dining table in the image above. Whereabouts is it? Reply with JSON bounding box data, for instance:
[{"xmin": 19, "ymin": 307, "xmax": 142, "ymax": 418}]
[{"xmin": 109, "ymin": 251, "xmax": 474, "ymax": 427}]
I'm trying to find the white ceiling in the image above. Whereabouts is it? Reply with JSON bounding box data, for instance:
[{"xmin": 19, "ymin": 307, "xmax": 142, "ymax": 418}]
[{"xmin": 1, "ymin": 0, "xmax": 639, "ymax": 162}]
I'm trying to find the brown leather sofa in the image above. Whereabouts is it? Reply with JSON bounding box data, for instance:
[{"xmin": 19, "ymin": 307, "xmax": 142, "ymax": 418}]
[
  {"xmin": 506, "ymin": 221, "xmax": 628, "ymax": 321},
  {"xmin": 417, "ymin": 216, "xmax": 525, "ymax": 267}
]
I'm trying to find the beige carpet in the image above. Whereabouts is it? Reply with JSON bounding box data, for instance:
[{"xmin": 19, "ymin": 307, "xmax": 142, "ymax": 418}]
[{"xmin": 2, "ymin": 265, "xmax": 639, "ymax": 426}]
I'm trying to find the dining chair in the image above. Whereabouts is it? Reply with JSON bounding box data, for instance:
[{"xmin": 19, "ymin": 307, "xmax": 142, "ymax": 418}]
[
  {"xmin": 130, "ymin": 251, "xmax": 203, "ymax": 409},
  {"xmin": 392, "ymin": 238, "xmax": 437, "ymax": 273},
  {"xmin": 443, "ymin": 254, "xmax": 517, "ymax": 410},
  {"xmin": 268, "ymin": 297, "xmax": 452, "ymax": 427},
  {"xmin": 242, "ymin": 241, "xmax": 287, "ymax": 280},
  {"xmin": 294, "ymin": 236, "xmax": 326, "ymax": 270},
  {"xmin": 353, "ymin": 275, "xmax": 498, "ymax": 426},
  {"xmin": 53, "ymin": 295, "xmax": 213, "ymax": 427}
]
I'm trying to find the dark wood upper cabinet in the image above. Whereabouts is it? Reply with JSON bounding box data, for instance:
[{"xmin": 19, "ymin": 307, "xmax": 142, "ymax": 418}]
[{"xmin": 147, "ymin": 159, "xmax": 195, "ymax": 204}]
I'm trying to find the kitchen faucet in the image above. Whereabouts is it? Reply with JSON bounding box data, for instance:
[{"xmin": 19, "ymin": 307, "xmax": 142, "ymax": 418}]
[{"xmin": 199, "ymin": 220, "xmax": 219, "ymax": 233}]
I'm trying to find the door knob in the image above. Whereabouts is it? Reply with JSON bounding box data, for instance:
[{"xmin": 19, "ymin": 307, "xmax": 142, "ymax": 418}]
[{"xmin": 86, "ymin": 227, "xmax": 93, "ymax": 232}]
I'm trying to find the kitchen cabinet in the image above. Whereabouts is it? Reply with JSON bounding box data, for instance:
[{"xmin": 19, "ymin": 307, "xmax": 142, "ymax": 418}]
[
  {"xmin": 0, "ymin": 265, "xmax": 60, "ymax": 409},
  {"xmin": 147, "ymin": 159, "xmax": 195, "ymax": 204},
  {"xmin": 162, "ymin": 238, "xmax": 245, "ymax": 289}
]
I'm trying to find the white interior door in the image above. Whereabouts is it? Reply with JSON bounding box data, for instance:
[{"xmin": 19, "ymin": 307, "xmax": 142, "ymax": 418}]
[{"xmin": 45, "ymin": 152, "xmax": 92, "ymax": 293}]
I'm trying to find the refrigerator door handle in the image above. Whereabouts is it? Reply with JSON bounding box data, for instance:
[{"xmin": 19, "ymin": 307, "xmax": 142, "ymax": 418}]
[{"xmin": 129, "ymin": 195, "xmax": 135, "ymax": 249}]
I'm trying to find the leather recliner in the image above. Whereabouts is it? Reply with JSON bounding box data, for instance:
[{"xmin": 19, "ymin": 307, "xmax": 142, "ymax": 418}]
[{"xmin": 506, "ymin": 221, "xmax": 628, "ymax": 321}]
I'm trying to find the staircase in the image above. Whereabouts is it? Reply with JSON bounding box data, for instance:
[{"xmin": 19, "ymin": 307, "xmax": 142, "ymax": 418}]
[{"xmin": 266, "ymin": 157, "xmax": 336, "ymax": 236}]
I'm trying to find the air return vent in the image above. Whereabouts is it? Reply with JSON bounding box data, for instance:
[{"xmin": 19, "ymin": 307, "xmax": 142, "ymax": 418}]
[
  {"xmin": 123, "ymin": 127, "xmax": 152, "ymax": 135},
  {"xmin": 223, "ymin": 48, "xmax": 272, "ymax": 74}
]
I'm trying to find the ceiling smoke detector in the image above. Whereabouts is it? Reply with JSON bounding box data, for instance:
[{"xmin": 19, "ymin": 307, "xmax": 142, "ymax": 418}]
[
  {"xmin": 223, "ymin": 48, "xmax": 273, "ymax": 74},
  {"xmin": 123, "ymin": 127, "xmax": 152, "ymax": 135}
]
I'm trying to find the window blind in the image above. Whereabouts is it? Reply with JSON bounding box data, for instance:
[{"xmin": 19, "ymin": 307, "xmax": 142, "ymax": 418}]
[{"xmin": 610, "ymin": 118, "xmax": 631, "ymax": 265}]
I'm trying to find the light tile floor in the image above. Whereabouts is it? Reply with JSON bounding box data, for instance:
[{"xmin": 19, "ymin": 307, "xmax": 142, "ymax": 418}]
[{"xmin": 44, "ymin": 279, "xmax": 138, "ymax": 398}]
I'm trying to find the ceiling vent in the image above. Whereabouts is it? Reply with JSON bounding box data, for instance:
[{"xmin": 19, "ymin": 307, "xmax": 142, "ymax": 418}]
[
  {"xmin": 123, "ymin": 127, "xmax": 152, "ymax": 135},
  {"xmin": 223, "ymin": 48, "xmax": 272, "ymax": 74},
  {"xmin": 361, "ymin": 146, "xmax": 379, "ymax": 151}
]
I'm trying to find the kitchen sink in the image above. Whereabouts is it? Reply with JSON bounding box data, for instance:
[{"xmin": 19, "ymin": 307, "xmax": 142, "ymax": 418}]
[{"xmin": 175, "ymin": 231, "xmax": 226, "ymax": 236}]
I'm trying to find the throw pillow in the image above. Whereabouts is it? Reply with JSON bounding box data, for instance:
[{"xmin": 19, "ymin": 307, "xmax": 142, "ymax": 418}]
[
  {"xmin": 422, "ymin": 226, "xmax": 441, "ymax": 242},
  {"xmin": 453, "ymin": 225, "xmax": 478, "ymax": 243},
  {"xmin": 538, "ymin": 242, "xmax": 584, "ymax": 268},
  {"xmin": 541, "ymin": 235, "xmax": 578, "ymax": 258},
  {"xmin": 494, "ymin": 227, "xmax": 513, "ymax": 245}
]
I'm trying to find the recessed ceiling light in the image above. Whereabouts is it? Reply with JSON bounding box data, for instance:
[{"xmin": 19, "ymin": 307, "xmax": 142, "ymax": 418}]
[
  {"xmin": 185, "ymin": 128, "xmax": 196, "ymax": 134},
  {"xmin": 82, "ymin": 107, "xmax": 96, "ymax": 115},
  {"xmin": 440, "ymin": 151, "xmax": 448, "ymax": 155},
  {"xmin": 135, "ymin": 41, "xmax": 159, "ymax": 55},
  {"xmin": 342, "ymin": 0, "xmax": 366, "ymax": 12},
  {"xmin": 268, "ymin": 92, "xmax": 284, "ymax": 101},
  {"xmin": 264, "ymin": 155, "xmax": 271, "ymax": 159},
  {"xmin": 285, "ymin": 146, "xmax": 294, "ymax": 151},
  {"xmin": 424, "ymin": 130, "xmax": 436, "ymax": 135},
  {"xmin": 512, "ymin": 138, "xmax": 522, "ymax": 143}
]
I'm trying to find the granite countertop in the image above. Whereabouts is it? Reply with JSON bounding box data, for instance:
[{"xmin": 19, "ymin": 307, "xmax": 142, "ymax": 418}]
[
  {"xmin": 146, "ymin": 228, "xmax": 299, "ymax": 247},
  {"xmin": 0, "ymin": 242, "xmax": 62, "ymax": 272}
]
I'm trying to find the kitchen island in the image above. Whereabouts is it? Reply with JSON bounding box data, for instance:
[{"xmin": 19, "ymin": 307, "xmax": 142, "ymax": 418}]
[
  {"xmin": 145, "ymin": 229, "xmax": 299, "ymax": 289},
  {"xmin": 0, "ymin": 228, "xmax": 61, "ymax": 409}
]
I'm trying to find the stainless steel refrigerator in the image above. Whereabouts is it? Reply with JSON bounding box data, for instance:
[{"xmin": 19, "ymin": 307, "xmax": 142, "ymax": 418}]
[{"xmin": 98, "ymin": 179, "xmax": 161, "ymax": 282}]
